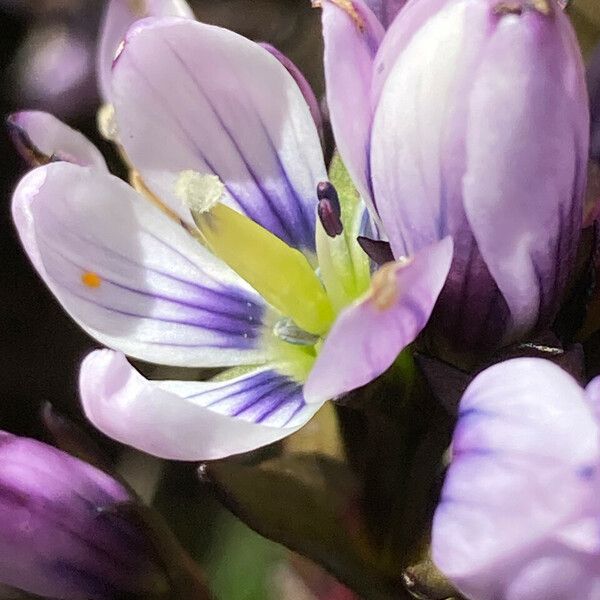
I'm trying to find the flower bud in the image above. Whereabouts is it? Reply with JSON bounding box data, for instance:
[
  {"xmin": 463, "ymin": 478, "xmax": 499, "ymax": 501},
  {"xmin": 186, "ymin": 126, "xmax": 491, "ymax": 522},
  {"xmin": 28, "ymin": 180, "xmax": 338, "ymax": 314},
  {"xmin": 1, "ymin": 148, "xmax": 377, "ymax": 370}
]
[
  {"xmin": 322, "ymin": 0, "xmax": 590, "ymax": 355},
  {"xmin": 0, "ymin": 432, "xmax": 169, "ymax": 599},
  {"xmin": 375, "ymin": 0, "xmax": 589, "ymax": 351}
]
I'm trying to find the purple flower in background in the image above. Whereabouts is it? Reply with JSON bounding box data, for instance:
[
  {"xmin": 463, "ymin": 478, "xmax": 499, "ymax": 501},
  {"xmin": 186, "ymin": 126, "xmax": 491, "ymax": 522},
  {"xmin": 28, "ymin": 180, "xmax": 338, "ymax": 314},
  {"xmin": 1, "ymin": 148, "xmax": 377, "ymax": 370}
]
[
  {"xmin": 319, "ymin": 0, "xmax": 589, "ymax": 352},
  {"xmin": 10, "ymin": 2, "xmax": 454, "ymax": 460},
  {"xmin": 432, "ymin": 358, "xmax": 600, "ymax": 600},
  {"xmin": 0, "ymin": 0, "xmax": 102, "ymax": 118},
  {"xmin": 0, "ymin": 0, "xmax": 202, "ymax": 117},
  {"xmin": 0, "ymin": 431, "xmax": 168, "ymax": 599}
]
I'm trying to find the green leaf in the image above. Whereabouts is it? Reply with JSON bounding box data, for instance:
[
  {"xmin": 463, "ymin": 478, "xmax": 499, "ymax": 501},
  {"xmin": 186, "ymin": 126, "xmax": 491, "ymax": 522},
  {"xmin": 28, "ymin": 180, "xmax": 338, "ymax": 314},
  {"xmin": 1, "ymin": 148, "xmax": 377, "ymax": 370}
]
[
  {"xmin": 204, "ymin": 453, "xmax": 407, "ymax": 600},
  {"xmin": 204, "ymin": 511, "xmax": 284, "ymax": 600}
]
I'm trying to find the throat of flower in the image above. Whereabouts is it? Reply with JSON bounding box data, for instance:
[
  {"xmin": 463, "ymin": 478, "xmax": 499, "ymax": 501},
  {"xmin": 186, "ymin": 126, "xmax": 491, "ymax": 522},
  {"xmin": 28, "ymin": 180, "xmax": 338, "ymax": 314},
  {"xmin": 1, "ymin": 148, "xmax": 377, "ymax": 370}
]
[
  {"xmin": 267, "ymin": 316, "xmax": 318, "ymax": 384},
  {"xmin": 315, "ymin": 156, "xmax": 371, "ymax": 312},
  {"xmin": 178, "ymin": 172, "xmax": 334, "ymax": 336}
]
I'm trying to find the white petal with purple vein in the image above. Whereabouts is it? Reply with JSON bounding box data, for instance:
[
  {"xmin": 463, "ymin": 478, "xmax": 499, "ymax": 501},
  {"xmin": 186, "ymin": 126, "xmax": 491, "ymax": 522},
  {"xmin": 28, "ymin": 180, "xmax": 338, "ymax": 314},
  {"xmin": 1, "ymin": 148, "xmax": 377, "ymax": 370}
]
[
  {"xmin": 12, "ymin": 162, "xmax": 272, "ymax": 368},
  {"xmin": 111, "ymin": 17, "xmax": 326, "ymax": 252},
  {"xmin": 320, "ymin": 0, "xmax": 384, "ymax": 222},
  {"xmin": 371, "ymin": 1, "xmax": 467, "ymax": 257},
  {"xmin": 260, "ymin": 43, "xmax": 324, "ymax": 143},
  {"xmin": 80, "ymin": 350, "xmax": 324, "ymax": 460},
  {"xmin": 97, "ymin": 0, "xmax": 195, "ymax": 100}
]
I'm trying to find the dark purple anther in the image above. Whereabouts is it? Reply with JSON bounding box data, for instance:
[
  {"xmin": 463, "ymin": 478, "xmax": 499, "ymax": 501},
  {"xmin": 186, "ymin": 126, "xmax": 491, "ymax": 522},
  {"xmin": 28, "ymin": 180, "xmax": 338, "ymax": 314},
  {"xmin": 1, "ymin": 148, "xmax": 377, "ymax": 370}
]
[
  {"xmin": 317, "ymin": 181, "xmax": 343, "ymax": 237},
  {"xmin": 357, "ymin": 236, "xmax": 395, "ymax": 265}
]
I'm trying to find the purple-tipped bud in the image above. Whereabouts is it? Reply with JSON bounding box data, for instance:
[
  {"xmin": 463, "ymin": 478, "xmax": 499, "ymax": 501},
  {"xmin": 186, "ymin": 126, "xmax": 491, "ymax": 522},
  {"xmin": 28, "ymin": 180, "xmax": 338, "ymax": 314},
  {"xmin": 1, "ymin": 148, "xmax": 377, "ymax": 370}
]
[
  {"xmin": 0, "ymin": 432, "xmax": 169, "ymax": 599},
  {"xmin": 317, "ymin": 181, "xmax": 344, "ymax": 237},
  {"xmin": 7, "ymin": 114, "xmax": 54, "ymax": 167},
  {"xmin": 6, "ymin": 111, "xmax": 108, "ymax": 169},
  {"xmin": 367, "ymin": 0, "xmax": 589, "ymax": 353}
]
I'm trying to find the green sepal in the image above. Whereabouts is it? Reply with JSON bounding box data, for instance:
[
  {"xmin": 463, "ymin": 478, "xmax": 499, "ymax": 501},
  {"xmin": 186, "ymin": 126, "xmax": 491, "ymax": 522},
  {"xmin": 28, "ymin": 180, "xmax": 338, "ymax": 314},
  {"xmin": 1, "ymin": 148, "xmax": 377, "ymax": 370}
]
[
  {"xmin": 316, "ymin": 152, "xmax": 371, "ymax": 312},
  {"xmin": 204, "ymin": 453, "xmax": 408, "ymax": 600}
]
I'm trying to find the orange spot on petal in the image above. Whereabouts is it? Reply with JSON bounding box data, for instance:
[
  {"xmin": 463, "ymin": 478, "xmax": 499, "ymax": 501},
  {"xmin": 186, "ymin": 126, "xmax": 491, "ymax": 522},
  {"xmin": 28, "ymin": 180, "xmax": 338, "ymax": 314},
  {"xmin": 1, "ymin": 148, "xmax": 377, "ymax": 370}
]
[{"xmin": 81, "ymin": 272, "xmax": 102, "ymax": 288}]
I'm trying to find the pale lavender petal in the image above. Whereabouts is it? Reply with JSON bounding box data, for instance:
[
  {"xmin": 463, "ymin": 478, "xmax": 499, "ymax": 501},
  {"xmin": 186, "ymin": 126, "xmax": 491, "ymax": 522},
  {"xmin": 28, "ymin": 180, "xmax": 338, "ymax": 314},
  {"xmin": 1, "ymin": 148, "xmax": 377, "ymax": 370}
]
[
  {"xmin": 371, "ymin": 0, "xmax": 448, "ymax": 106},
  {"xmin": 371, "ymin": 0, "xmax": 588, "ymax": 345},
  {"xmin": 260, "ymin": 42, "xmax": 324, "ymax": 143},
  {"xmin": 80, "ymin": 350, "xmax": 324, "ymax": 460},
  {"xmin": 364, "ymin": 0, "xmax": 407, "ymax": 28},
  {"xmin": 112, "ymin": 18, "xmax": 326, "ymax": 252},
  {"xmin": 97, "ymin": 0, "xmax": 194, "ymax": 100},
  {"xmin": 7, "ymin": 111, "xmax": 107, "ymax": 170},
  {"xmin": 12, "ymin": 162, "xmax": 271, "ymax": 368},
  {"xmin": 585, "ymin": 376, "xmax": 600, "ymax": 423},
  {"xmin": 320, "ymin": 0, "xmax": 384, "ymax": 220},
  {"xmin": 462, "ymin": 5, "xmax": 589, "ymax": 338},
  {"xmin": 304, "ymin": 236, "xmax": 452, "ymax": 404},
  {"xmin": 433, "ymin": 358, "xmax": 600, "ymax": 600},
  {"xmin": 371, "ymin": 0, "xmax": 478, "ymax": 257}
]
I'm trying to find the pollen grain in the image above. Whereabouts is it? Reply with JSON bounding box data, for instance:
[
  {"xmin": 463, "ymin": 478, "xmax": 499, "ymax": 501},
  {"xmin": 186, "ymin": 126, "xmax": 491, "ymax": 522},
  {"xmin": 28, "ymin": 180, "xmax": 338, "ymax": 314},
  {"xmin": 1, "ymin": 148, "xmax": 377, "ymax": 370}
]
[
  {"xmin": 369, "ymin": 263, "xmax": 399, "ymax": 311},
  {"xmin": 81, "ymin": 271, "xmax": 102, "ymax": 289}
]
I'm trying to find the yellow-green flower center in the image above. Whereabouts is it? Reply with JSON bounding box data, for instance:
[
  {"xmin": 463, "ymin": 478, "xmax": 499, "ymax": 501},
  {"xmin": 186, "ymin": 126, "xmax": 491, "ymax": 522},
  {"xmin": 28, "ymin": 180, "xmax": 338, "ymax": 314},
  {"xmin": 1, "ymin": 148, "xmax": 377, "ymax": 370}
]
[{"xmin": 176, "ymin": 154, "xmax": 371, "ymax": 384}]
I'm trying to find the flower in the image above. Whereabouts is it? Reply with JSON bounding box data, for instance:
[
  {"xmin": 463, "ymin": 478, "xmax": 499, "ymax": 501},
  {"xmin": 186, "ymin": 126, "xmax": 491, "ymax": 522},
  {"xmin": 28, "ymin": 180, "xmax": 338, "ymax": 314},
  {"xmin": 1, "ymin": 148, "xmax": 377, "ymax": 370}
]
[
  {"xmin": 432, "ymin": 358, "xmax": 600, "ymax": 600},
  {"xmin": 318, "ymin": 0, "xmax": 589, "ymax": 352},
  {"xmin": 0, "ymin": 431, "xmax": 169, "ymax": 599},
  {"xmin": 10, "ymin": 4, "xmax": 454, "ymax": 460}
]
